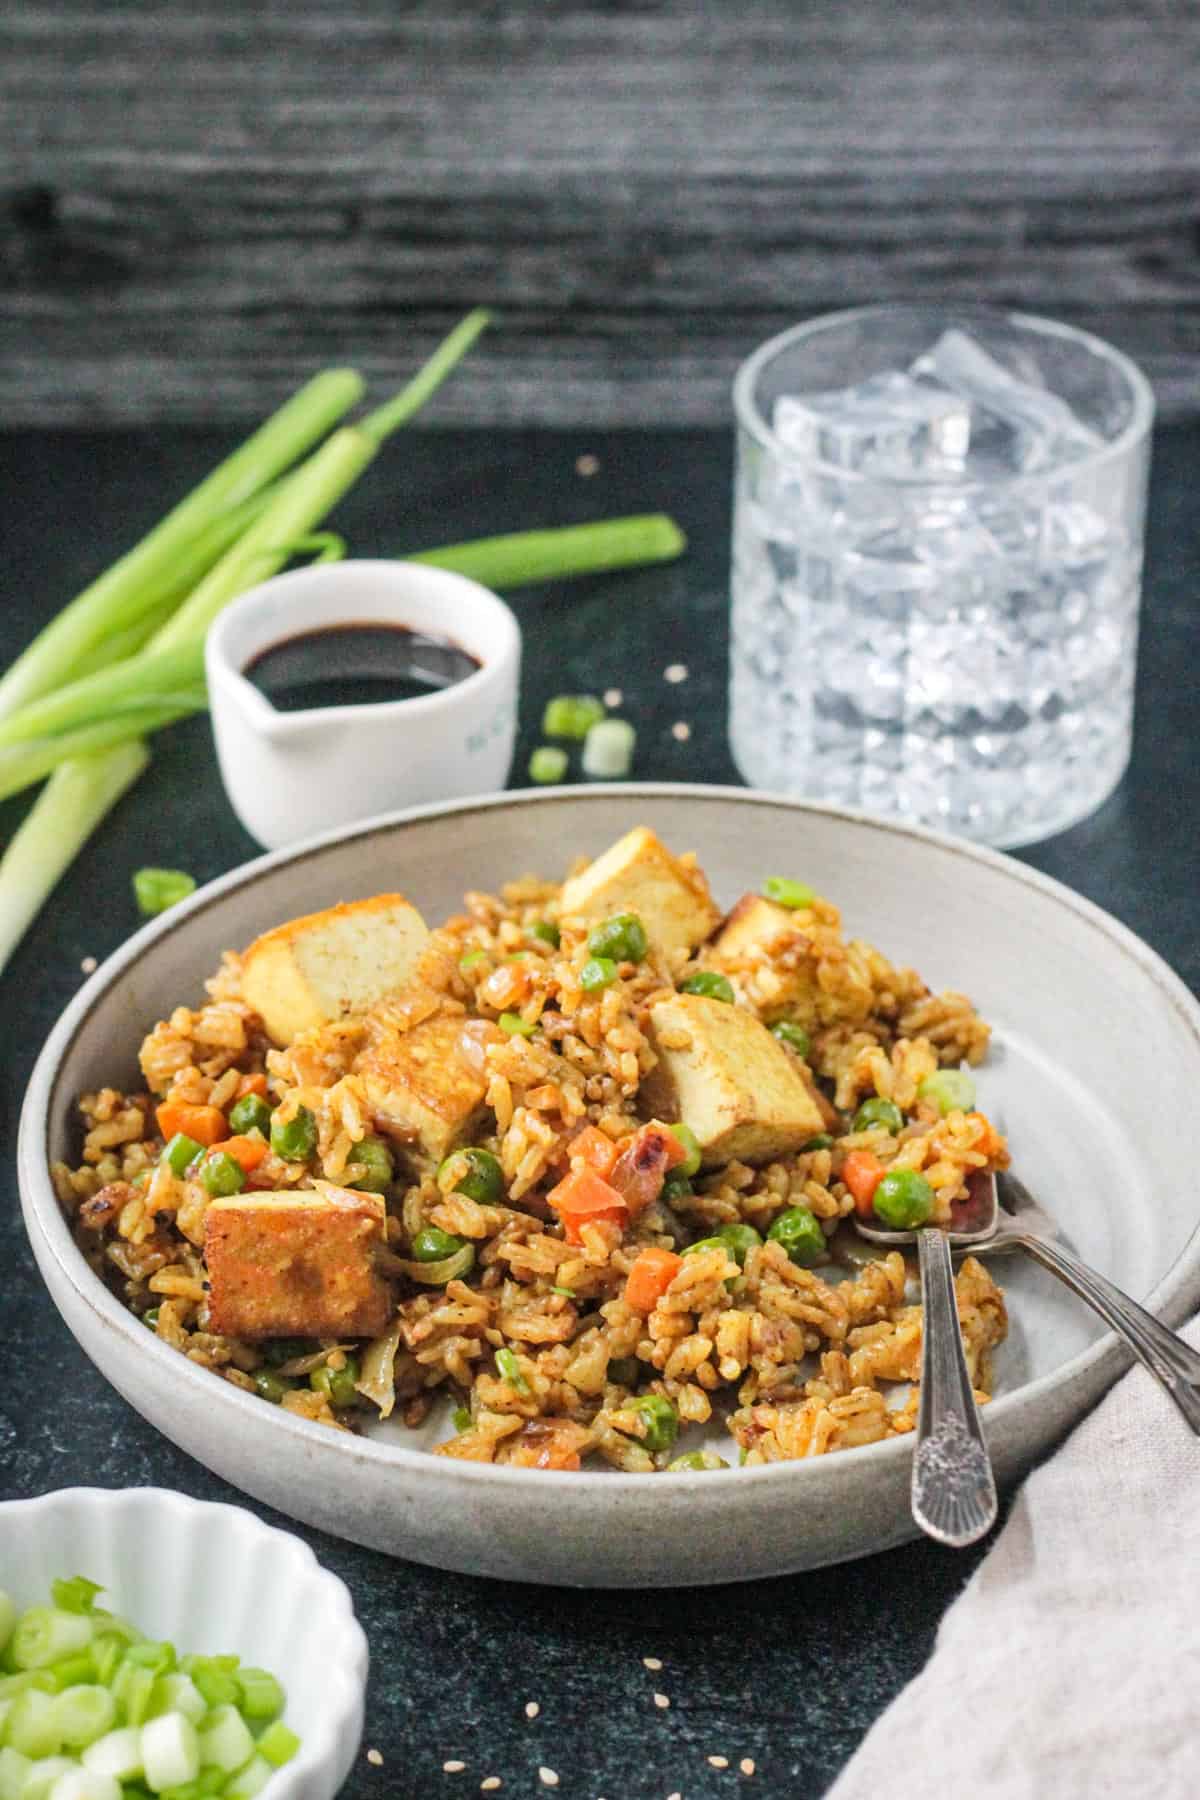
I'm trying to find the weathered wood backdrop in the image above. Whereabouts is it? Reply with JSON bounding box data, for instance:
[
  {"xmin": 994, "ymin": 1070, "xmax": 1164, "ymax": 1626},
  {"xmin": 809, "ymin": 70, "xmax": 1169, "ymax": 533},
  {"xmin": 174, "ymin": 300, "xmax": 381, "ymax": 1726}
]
[{"xmin": 5, "ymin": 0, "xmax": 1200, "ymax": 424}]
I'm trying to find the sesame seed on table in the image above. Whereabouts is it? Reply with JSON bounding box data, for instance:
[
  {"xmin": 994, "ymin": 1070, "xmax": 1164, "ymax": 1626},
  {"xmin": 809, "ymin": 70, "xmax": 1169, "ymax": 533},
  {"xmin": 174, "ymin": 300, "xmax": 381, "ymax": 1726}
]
[{"xmin": 2, "ymin": 421, "xmax": 1197, "ymax": 1798}]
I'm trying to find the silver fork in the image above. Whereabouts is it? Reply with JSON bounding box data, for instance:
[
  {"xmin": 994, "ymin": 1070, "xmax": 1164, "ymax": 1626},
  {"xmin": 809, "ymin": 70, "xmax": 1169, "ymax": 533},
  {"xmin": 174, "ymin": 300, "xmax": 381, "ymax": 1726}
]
[
  {"xmin": 855, "ymin": 1199, "xmax": 999, "ymax": 1550},
  {"xmin": 980, "ymin": 1169, "xmax": 1200, "ymax": 1435}
]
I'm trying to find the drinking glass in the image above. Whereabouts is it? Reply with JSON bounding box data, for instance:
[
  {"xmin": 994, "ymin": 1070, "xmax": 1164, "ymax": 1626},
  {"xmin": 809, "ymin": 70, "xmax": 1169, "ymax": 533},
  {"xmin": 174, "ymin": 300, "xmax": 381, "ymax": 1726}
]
[{"xmin": 729, "ymin": 305, "xmax": 1154, "ymax": 847}]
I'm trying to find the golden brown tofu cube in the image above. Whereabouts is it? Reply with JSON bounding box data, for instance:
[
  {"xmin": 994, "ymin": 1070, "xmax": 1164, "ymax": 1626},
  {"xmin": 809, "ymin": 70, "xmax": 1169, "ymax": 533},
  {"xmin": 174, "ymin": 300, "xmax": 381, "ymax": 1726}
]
[
  {"xmin": 355, "ymin": 1002, "xmax": 489, "ymax": 1165},
  {"xmin": 204, "ymin": 1189, "xmax": 392, "ymax": 1340},
  {"xmin": 241, "ymin": 894, "xmax": 429, "ymax": 1047},
  {"xmin": 558, "ymin": 827, "xmax": 720, "ymax": 958},
  {"xmin": 639, "ymin": 992, "xmax": 824, "ymax": 1167},
  {"xmin": 710, "ymin": 893, "xmax": 801, "ymax": 963}
]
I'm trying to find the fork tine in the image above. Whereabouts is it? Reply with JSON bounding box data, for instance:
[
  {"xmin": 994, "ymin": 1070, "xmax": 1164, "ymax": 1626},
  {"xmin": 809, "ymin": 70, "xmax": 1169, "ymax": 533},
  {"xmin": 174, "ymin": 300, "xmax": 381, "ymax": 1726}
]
[{"xmin": 996, "ymin": 1169, "xmax": 1061, "ymax": 1238}]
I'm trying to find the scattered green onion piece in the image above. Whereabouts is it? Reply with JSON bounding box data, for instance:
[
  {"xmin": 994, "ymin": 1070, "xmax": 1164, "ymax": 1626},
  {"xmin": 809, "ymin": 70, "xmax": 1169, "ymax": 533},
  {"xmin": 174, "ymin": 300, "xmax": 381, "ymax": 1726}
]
[
  {"xmin": 46, "ymin": 1657, "xmax": 95, "ymax": 1693},
  {"xmin": 132, "ymin": 868, "xmax": 196, "ymax": 917},
  {"xmin": 498, "ymin": 1011, "xmax": 536, "ymax": 1037},
  {"xmin": 184, "ymin": 1664, "xmax": 238, "ymax": 1713},
  {"xmin": 528, "ymin": 745, "xmax": 568, "ymax": 785},
  {"xmin": 625, "ymin": 1394, "xmax": 679, "ymax": 1453},
  {"xmin": 269, "ymin": 1106, "xmax": 316, "ymax": 1162},
  {"xmin": 529, "ymin": 919, "xmax": 560, "ymax": 949},
  {"xmin": 149, "ymin": 1677, "xmax": 204, "ymax": 1726},
  {"xmin": 160, "ymin": 1134, "xmax": 202, "ymax": 1178},
  {"xmin": 666, "ymin": 1451, "xmax": 727, "ymax": 1472},
  {"xmin": 88, "ymin": 1642, "xmax": 124, "ymax": 1689},
  {"xmin": 52, "ymin": 1685, "xmax": 116, "ymax": 1749},
  {"xmin": 226, "ymin": 1095, "xmax": 271, "ymax": 1138},
  {"xmin": 309, "ymin": 1358, "xmax": 360, "ymax": 1409},
  {"xmin": 801, "ymin": 1134, "xmax": 834, "ymax": 1152},
  {"xmin": 50, "ymin": 1584, "xmax": 101, "ymax": 1620},
  {"xmin": 452, "ymin": 1406, "xmax": 473, "ymax": 1434},
  {"xmin": 551, "ymin": 1285, "xmax": 577, "ymax": 1298},
  {"xmin": 579, "ymin": 956, "xmax": 617, "ymax": 992},
  {"xmin": 12, "ymin": 1611, "xmax": 93, "ymax": 1672},
  {"xmin": 917, "ymin": 1068, "xmax": 978, "ymax": 1115},
  {"xmin": 542, "ymin": 695, "xmax": 605, "ymax": 739},
  {"xmin": 495, "ymin": 1348, "xmax": 530, "ymax": 1394},
  {"xmin": 233, "ymin": 1669, "xmax": 283, "ymax": 1724},
  {"xmin": 770, "ymin": 1020, "xmax": 811, "ymax": 1056},
  {"xmin": 762, "ymin": 876, "xmax": 816, "ymax": 909},
  {"xmin": 581, "ymin": 717, "xmax": 636, "ymax": 778},
  {"xmin": 668, "ymin": 1123, "xmax": 702, "ymax": 1178},
  {"xmin": 198, "ymin": 1153, "xmax": 244, "ymax": 1199},
  {"xmin": 458, "ymin": 948, "xmax": 489, "ymax": 973},
  {"xmin": 111, "ymin": 1662, "xmax": 156, "ymax": 1727},
  {"xmin": 679, "ymin": 970, "xmax": 734, "ymax": 1004},
  {"xmin": 256, "ymin": 1722, "xmax": 300, "ymax": 1769}
]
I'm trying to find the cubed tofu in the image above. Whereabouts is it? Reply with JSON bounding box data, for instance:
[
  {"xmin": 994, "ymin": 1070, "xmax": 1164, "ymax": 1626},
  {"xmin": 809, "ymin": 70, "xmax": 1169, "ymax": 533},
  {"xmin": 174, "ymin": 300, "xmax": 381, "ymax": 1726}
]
[
  {"xmin": 710, "ymin": 893, "xmax": 801, "ymax": 964},
  {"xmin": 558, "ymin": 827, "xmax": 720, "ymax": 957},
  {"xmin": 204, "ymin": 1188, "xmax": 391, "ymax": 1340},
  {"xmin": 639, "ymin": 992, "xmax": 824, "ymax": 1166},
  {"xmin": 355, "ymin": 1001, "xmax": 489, "ymax": 1165},
  {"xmin": 241, "ymin": 893, "xmax": 429, "ymax": 1046}
]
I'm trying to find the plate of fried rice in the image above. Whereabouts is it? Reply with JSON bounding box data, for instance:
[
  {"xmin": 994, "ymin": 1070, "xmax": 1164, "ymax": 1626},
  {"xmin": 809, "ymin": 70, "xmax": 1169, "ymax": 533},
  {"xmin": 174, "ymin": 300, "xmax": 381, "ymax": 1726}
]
[{"xmin": 20, "ymin": 787, "xmax": 1200, "ymax": 1586}]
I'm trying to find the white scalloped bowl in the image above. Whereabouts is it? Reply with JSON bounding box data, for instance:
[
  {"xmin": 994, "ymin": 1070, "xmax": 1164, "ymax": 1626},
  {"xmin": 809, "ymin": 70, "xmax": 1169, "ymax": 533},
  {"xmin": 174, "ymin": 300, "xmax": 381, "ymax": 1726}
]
[{"xmin": 0, "ymin": 1487, "xmax": 366, "ymax": 1799}]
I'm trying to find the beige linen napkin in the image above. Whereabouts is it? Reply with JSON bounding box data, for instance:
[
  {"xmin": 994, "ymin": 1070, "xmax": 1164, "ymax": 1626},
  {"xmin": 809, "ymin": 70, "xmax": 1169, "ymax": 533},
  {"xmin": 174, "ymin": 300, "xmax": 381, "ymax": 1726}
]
[{"xmin": 828, "ymin": 1318, "xmax": 1200, "ymax": 1800}]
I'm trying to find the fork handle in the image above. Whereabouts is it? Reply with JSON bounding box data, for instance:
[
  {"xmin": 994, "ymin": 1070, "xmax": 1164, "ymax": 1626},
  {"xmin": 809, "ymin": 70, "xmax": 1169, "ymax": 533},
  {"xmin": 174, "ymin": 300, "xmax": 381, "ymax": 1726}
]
[
  {"xmin": 1009, "ymin": 1232, "xmax": 1200, "ymax": 1434},
  {"xmin": 911, "ymin": 1228, "xmax": 999, "ymax": 1547}
]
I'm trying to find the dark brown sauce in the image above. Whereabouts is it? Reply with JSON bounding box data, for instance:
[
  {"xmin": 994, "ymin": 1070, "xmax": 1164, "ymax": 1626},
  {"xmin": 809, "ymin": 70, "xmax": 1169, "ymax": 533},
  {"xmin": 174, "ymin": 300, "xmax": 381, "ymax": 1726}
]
[{"xmin": 244, "ymin": 623, "xmax": 481, "ymax": 713}]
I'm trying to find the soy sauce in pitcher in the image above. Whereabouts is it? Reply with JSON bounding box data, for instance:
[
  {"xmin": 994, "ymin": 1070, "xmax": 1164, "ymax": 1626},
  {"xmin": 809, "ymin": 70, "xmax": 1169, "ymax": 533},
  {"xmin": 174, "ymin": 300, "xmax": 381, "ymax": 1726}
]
[{"xmin": 243, "ymin": 622, "xmax": 481, "ymax": 713}]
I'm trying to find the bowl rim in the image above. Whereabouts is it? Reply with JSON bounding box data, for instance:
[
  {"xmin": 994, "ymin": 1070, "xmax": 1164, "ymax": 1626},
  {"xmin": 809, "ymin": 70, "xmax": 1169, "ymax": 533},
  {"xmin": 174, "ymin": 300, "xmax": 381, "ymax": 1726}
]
[
  {"xmin": 0, "ymin": 1483, "xmax": 368, "ymax": 1795},
  {"xmin": 19, "ymin": 782, "xmax": 1200, "ymax": 1494}
]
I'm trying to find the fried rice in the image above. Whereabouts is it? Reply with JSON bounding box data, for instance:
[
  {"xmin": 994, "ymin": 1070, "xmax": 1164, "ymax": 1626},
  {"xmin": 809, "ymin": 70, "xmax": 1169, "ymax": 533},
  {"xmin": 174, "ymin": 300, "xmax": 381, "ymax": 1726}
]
[{"xmin": 53, "ymin": 837, "xmax": 1009, "ymax": 1472}]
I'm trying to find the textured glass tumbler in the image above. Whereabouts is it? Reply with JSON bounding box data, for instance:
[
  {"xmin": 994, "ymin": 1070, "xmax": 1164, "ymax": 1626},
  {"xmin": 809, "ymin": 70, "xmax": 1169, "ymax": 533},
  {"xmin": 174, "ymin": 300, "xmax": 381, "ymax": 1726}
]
[{"xmin": 728, "ymin": 305, "xmax": 1154, "ymax": 847}]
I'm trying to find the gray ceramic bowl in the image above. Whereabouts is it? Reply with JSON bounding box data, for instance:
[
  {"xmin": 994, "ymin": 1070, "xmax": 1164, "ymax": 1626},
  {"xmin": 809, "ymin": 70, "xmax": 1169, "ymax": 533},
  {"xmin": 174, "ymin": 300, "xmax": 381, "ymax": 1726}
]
[{"xmin": 19, "ymin": 787, "xmax": 1200, "ymax": 1587}]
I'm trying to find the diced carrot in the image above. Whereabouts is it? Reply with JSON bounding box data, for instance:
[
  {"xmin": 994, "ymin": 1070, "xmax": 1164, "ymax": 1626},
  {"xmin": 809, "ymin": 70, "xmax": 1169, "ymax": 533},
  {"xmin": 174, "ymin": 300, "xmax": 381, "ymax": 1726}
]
[
  {"xmin": 155, "ymin": 1101, "xmax": 228, "ymax": 1147},
  {"xmin": 624, "ymin": 1246, "xmax": 684, "ymax": 1314},
  {"xmin": 568, "ymin": 1125, "xmax": 619, "ymax": 1179},
  {"xmin": 608, "ymin": 1122, "xmax": 689, "ymax": 1217},
  {"xmin": 842, "ymin": 1149, "xmax": 886, "ymax": 1217},
  {"xmin": 966, "ymin": 1112, "xmax": 1007, "ymax": 1163},
  {"xmin": 210, "ymin": 1135, "xmax": 270, "ymax": 1175},
  {"xmin": 236, "ymin": 1072, "xmax": 269, "ymax": 1099},
  {"xmin": 546, "ymin": 1165, "xmax": 630, "ymax": 1245}
]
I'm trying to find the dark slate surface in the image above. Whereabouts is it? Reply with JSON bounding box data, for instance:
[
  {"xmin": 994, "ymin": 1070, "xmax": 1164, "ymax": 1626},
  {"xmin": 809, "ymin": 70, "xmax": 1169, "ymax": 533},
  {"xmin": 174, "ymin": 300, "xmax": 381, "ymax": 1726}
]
[
  {"xmin": 2, "ymin": 423, "xmax": 1198, "ymax": 1798},
  {"xmin": 4, "ymin": 0, "xmax": 1200, "ymax": 425}
]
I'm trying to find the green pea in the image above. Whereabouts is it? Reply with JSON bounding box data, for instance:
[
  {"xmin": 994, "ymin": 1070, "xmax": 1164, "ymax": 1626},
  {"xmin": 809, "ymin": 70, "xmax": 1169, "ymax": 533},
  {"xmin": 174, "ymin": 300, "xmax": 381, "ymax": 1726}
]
[
  {"xmin": 771, "ymin": 1020, "xmax": 811, "ymax": 1056},
  {"xmin": 917, "ymin": 1069, "xmax": 978, "ymax": 1116},
  {"xmin": 579, "ymin": 956, "xmax": 618, "ymax": 991},
  {"xmin": 669, "ymin": 1123, "xmax": 702, "ymax": 1178},
  {"xmin": 680, "ymin": 971, "xmax": 735, "ymax": 1004},
  {"xmin": 762, "ymin": 876, "xmax": 816, "ymax": 909},
  {"xmin": 452, "ymin": 1406, "xmax": 473, "ymax": 1433},
  {"xmin": 666, "ymin": 1451, "xmax": 728, "ymax": 1471},
  {"xmin": 347, "ymin": 1134, "xmax": 394, "ymax": 1193},
  {"xmin": 161, "ymin": 1132, "xmax": 203, "ymax": 1177},
  {"xmin": 499, "ymin": 1011, "xmax": 537, "ymax": 1037},
  {"xmin": 714, "ymin": 1222, "xmax": 762, "ymax": 1266},
  {"xmin": 262, "ymin": 1337, "xmax": 316, "ymax": 1367},
  {"xmin": 142, "ymin": 1308, "xmax": 160, "ymax": 1331},
  {"xmin": 801, "ymin": 1134, "xmax": 834, "ymax": 1152},
  {"xmin": 872, "ymin": 1169, "xmax": 935, "ymax": 1231},
  {"xmin": 199, "ymin": 1151, "xmax": 245, "ymax": 1198},
  {"xmin": 530, "ymin": 919, "xmax": 561, "ymax": 949},
  {"xmin": 253, "ymin": 1371, "xmax": 292, "ymax": 1404},
  {"xmin": 767, "ymin": 1205, "xmax": 826, "ymax": 1267},
  {"xmin": 227, "ymin": 1093, "xmax": 271, "ymax": 1138},
  {"xmin": 681, "ymin": 1237, "xmax": 737, "ymax": 1286},
  {"xmin": 627, "ymin": 1393, "xmax": 679, "ymax": 1453},
  {"xmin": 586, "ymin": 913, "xmax": 649, "ymax": 965},
  {"xmin": 851, "ymin": 1097, "xmax": 905, "ymax": 1135},
  {"xmin": 310, "ymin": 1357, "xmax": 360, "ymax": 1409},
  {"xmin": 270, "ymin": 1105, "xmax": 317, "ymax": 1162},
  {"xmin": 608, "ymin": 1356, "xmax": 641, "ymax": 1387},
  {"xmin": 661, "ymin": 1169, "xmax": 693, "ymax": 1201},
  {"xmin": 439, "ymin": 1146, "xmax": 504, "ymax": 1205},
  {"xmin": 411, "ymin": 1226, "xmax": 469, "ymax": 1263},
  {"xmin": 529, "ymin": 744, "xmax": 569, "ymax": 784}
]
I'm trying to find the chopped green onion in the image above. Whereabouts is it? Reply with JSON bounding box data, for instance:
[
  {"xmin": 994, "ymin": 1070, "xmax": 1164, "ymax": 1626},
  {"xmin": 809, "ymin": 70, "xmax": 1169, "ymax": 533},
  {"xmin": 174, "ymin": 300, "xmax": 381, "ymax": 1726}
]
[
  {"xmin": 770, "ymin": 1020, "xmax": 811, "ymax": 1056},
  {"xmin": 149, "ymin": 1676, "xmax": 205, "ymax": 1726},
  {"xmin": 140, "ymin": 1712, "xmax": 200, "ymax": 1792},
  {"xmin": 666, "ymin": 1451, "xmax": 728, "ymax": 1472},
  {"xmin": 223, "ymin": 1754, "xmax": 274, "ymax": 1798},
  {"xmin": 195, "ymin": 1704, "xmax": 254, "ymax": 1774},
  {"xmin": 529, "ymin": 919, "xmax": 560, "ymax": 949},
  {"xmin": 625, "ymin": 1394, "xmax": 679, "ymax": 1452},
  {"xmin": 581, "ymin": 717, "xmax": 635, "ymax": 778},
  {"xmin": 542, "ymin": 695, "xmax": 605, "ymax": 739},
  {"xmin": 12, "ymin": 1611, "xmax": 94, "ymax": 1671},
  {"xmin": 551, "ymin": 1285, "xmax": 577, "ymax": 1298},
  {"xmin": 52, "ymin": 1685, "xmax": 116, "ymax": 1749},
  {"xmin": 495, "ymin": 1347, "xmax": 530, "ymax": 1394},
  {"xmin": 412, "ymin": 515, "xmax": 686, "ymax": 590},
  {"xmin": 458, "ymin": 948, "xmax": 489, "ymax": 974},
  {"xmin": 680, "ymin": 970, "xmax": 735, "ymax": 1004},
  {"xmin": 917, "ymin": 1068, "xmax": 978, "ymax": 1115},
  {"xmin": 763, "ymin": 876, "xmax": 816, "ymax": 909},
  {"xmin": 50, "ymin": 1583, "xmax": 101, "ymax": 1620},
  {"xmin": 46, "ymin": 1657, "xmax": 95, "ymax": 1693},
  {"xmin": 528, "ymin": 745, "xmax": 568, "ymax": 785},
  {"xmin": 498, "ymin": 1011, "xmax": 536, "ymax": 1037},
  {"xmin": 182, "ymin": 1662, "xmax": 237, "ymax": 1713},
  {"xmin": 111, "ymin": 1661, "xmax": 156, "ymax": 1727},
  {"xmin": 131, "ymin": 866, "xmax": 197, "ymax": 919},
  {"xmin": 579, "ymin": 956, "xmax": 617, "ymax": 992},
  {"xmin": 255, "ymin": 1721, "xmax": 301, "ymax": 1768},
  {"xmin": 309, "ymin": 1358, "xmax": 360, "ymax": 1409},
  {"xmin": 452, "ymin": 1406, "xmax": 473, "ymax": 1433},
  {"xmin": 6, "ymin": 1688, "xmax": 61, "ymax": 1758},
  {"xmin": 80, "ymin": 1724, "xmax": 143, "ymax": 1781},
  {"xmin": 233, "ymin": 1669, "xmax": 283, "ymax": 1724},
  {"xmin": 0, "ymin": 1748, "xmax": 31, "ymax": 1800}
]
